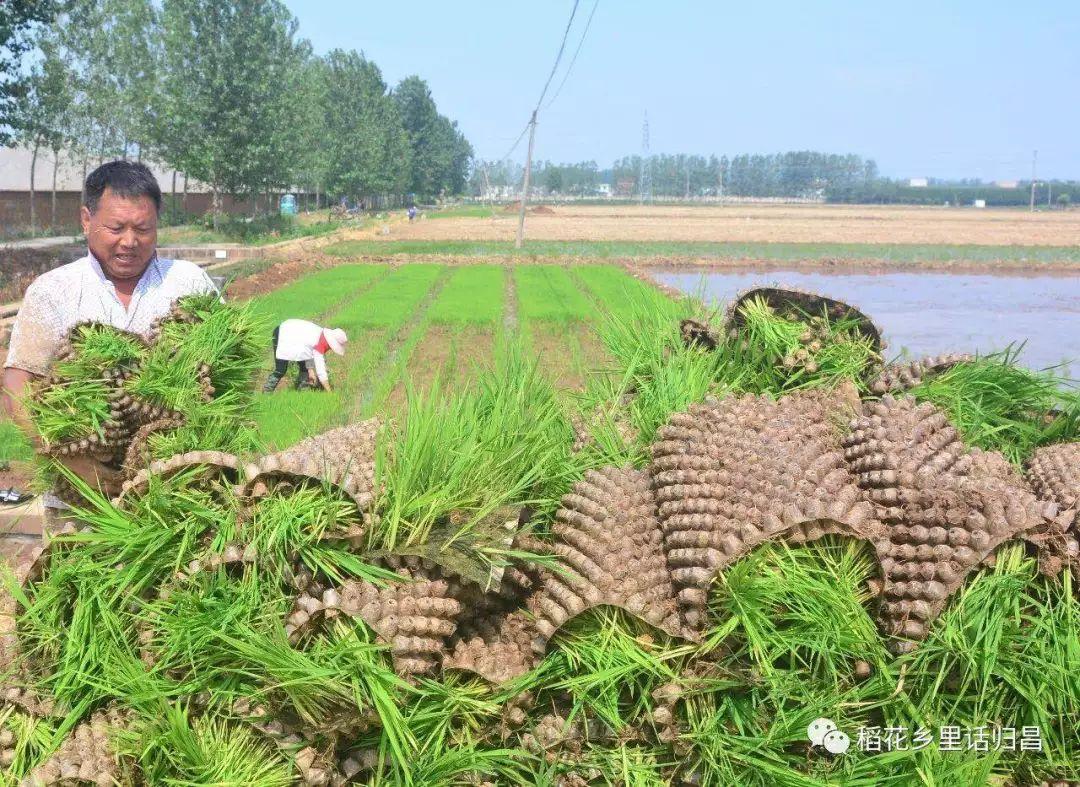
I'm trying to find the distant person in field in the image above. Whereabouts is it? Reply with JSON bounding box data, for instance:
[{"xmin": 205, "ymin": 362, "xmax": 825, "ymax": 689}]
[
  {"xmin": 263, "ymin": 319, "xmax": 348, "ymax": 392},
  {"xmin": 2, "ymin": 160, "xmax": 218, "ymax": 504},
  {"xmin": 407, "ymin": 205, "xmax": 417, "ymax": 221}
]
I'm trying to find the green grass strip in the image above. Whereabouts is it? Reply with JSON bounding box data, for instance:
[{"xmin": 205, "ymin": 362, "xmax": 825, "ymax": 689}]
[
  {"xmin": 573, "ymin": 264, "xmax": 680, "ymax": 320},
  {"xmin": 0, "ymin": 419, "xmax": 33, "ymax": 464},
  {"xmin": 513, "ymin": 266, "xmax": 594, "ymax": 325},
  {"xmin": 428, "ymin": 266, "xmax": 504, "ymax": 326},
  {"xmin": 323, "ymin": 239, "xmax": 1080, "ymax": 264},
  {"xmin": 247, "ymin": 264, "xmax": 388, "ymax": 334}
]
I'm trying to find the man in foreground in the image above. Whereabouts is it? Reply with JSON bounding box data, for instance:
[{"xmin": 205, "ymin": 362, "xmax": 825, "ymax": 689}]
[
  {"xmin": 263, "ymin": 319, "xmax": 348, "ymax": 392},
  {"xmin": 1, "ymin": 160, "xmax": 218, "ymax": 501}
]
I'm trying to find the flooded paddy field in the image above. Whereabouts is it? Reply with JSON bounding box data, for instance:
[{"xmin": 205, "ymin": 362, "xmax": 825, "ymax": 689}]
[{"xmin": 651, "ymin": 266, "xmax": 1080, "ymax": 375}]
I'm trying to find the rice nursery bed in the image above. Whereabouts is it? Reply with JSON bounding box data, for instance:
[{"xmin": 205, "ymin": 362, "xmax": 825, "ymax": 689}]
[{"xmin": 2, "ymin": 272, "xmax": 1079, "ymax": 786}]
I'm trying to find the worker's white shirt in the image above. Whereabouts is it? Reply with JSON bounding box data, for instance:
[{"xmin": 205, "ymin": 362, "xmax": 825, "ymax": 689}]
[
  {"xmin": 275, "ymin": 318, "xmax": 330, "ymax": 384},
  {"xmin": 5, "ymin": 253, "xmax": 218, "ymax": 375}
]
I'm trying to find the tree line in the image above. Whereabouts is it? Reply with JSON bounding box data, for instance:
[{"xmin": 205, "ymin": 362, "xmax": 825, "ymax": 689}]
[
  {"xmin": 471, "ymin": 151, "xmax": 881, "ymax": 199},
  {"xmin": 2, "ymin": 0, "xmax": 473, "ymax": 229},
  {"xmin": 826, "ymin": 180, "xmax": 1077, "ymax": 207},
  {"xmin": 470, "ymin": 151, "xmax": 1076, "ymax": 207}
]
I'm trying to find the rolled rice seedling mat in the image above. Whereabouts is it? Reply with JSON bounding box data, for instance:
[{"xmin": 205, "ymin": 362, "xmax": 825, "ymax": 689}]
[
  {"xmin": 843, "ymin": 395, "xmax": 1054, "ymax": 650},
  {"xmin": 120, "ymin": 415, "xmax": 188, "ymax": 473},
  {"xmin": 651, "ymin": 387, "xmax": 879, "ymax": 630},
  {"xmin": 242, "ymin": 420, "xmax": 379, "ymax": 529},
  {"xmin": 115, "ymin": 449, "xmax": 243, "ymax": 502},
  {"xmin": 285, "ymin": 555, "xmax": 462, "ymax": 678},
  {"xmin": 531, "ymin": 467, "xmax": 686, "ymax": 644},
  {"xmin": 868, "ymin": 352, "xmax": 974, "ymax": 396},
  {"xmin": 1024, "ymin": 442, "xmax": 1080, "ymax": 574},
  {"xmin": 20, "ymin": 706, "xmax": 127, "ymax": 786},
  {"xmin": 723, "ymin": 285, "xmax": 885, "ymax": 352}
]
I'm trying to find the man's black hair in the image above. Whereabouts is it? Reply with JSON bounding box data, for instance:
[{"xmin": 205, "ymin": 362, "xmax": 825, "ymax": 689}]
[{"xmin": 83, "ymin": 160, "xmax": 162, "ymax": 214}]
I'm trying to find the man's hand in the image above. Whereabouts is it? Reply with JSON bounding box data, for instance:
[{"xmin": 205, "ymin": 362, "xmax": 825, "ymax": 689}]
[
  {"xmin": 57, "ymin": 454, "xmax": 123, "ymax": 499},
  {"xmin": 2, "ymin": 366, "xmax": 43, "ymax": 451}
]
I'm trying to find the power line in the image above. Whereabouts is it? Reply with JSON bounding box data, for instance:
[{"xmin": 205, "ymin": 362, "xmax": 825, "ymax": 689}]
[
  {"xmin": 495, "ymin": 121, "xmax": 532, "ymax": 163},
  {"xmin": 533, "ymin": 0, "xmax": 581, "ymax": 113},
  {"xmin": 543, "ymin": 0, "xmax": 600, "ymax": 111}
]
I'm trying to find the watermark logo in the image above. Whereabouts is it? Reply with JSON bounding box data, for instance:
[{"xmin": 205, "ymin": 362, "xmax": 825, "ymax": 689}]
[
  {"xmin": 808, "ymin": 718, "xmax": 851, "ymax": 754},
  {"xmin": 808, "ymin": 719, "xmax": 1042, "ymax": 755}
]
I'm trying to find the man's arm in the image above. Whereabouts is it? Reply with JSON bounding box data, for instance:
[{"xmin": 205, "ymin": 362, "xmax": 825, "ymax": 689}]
[
  {"xmin": 3, "ymin": 366, "xmax": 121, "ymax": 496},
  {"xmin": 312, "ymin": 353, "xmax": 331, "ymax": 391},
  {"xmin": 2, "ymin": 366, "xmax": 38, "ymax": 441}
]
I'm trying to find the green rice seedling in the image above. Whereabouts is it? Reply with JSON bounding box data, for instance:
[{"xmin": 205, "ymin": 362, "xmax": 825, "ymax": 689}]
[
  {"xmin": 52, "ymin": 323, "xmax": 145, "ymax": 379},
  {"xmin": 404, "ymin": 674, "xmax": 504, "ymax": 757},
  {"xmin": 129, "ymin": 296, "xmax": 264, "ymax": 416},
  {"xmin": 726, "ymin": 296, "xmax": 880, "ymax": 395},
  {"xmin": 529, "ymin": 608, "xmax": 693, "ymax": 732},
  {"xmin": 27, "ymin": 378, "xmax": 113, "ymax": 445},
  {"xmin": 57, "ymin": 467, "xmax": 236, "ymax": 593},
  {"xmin": 372, "ymin": 343, "xmax": 576, "ymax": 557},
  {"xmin": 0, "ymin": 705, "xmax": 57, "ymax": 785},
  {"xmin": 566, "ymin": 744, "xmax": 672, "ymax": 787},
  {"xmin": 0, "ymin": 418, "xmax": 32, "ymax": 464},
  {"xmin": 704, "ymin": 538, "xmax": 889, "ymax": 691},
  {"xmin": 573, "ymin": 265, "xmax": 682, "ymax": 322},
  {"xmin": 123, "ymin": 704, "xmax": 293, "ymax": 787},
  {"xmin": 429, "ymin": 265, "xmax": 504, "ymax": 326},
  {"xmin": 885, "ymin": 545, "xmax": 1080, "ymax": 774},
  {"xmin": 366, "ymin": 739, "xmax": 536, "ymax": 786},
  {"xmin": 907, "ymin": 347, "xmax": 1080, "ymax": 464},
  {"xmin": 514, "ymin": 266, "xmax": 594, "ymax": 325},
  {"xmin": 575, "ymin": 294, "xmax": 729, "ymax": 466},
  {"xmin": 241, "ymin": 486, "xmax": 399, "ymax": 585},
  {"xmin": 248, "ymin": 264, "xmax": 389, "ymax": 335}
]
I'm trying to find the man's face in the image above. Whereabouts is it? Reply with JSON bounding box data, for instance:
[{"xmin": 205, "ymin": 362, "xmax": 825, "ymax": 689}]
[{"xmin": 80, "ymin": 188, "xmax": 158, "ymax": 282}]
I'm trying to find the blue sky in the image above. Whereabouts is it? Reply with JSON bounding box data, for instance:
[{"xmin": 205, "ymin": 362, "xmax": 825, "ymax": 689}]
[{"xmin": 282, "ymin": 1, "xmax": 1080, "ymax": 180}]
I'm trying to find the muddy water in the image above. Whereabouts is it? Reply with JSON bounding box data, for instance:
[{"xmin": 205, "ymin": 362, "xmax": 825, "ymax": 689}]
[{"xmin": 650, "ymin": 267, "xmax": 1080, "ymax": 376}]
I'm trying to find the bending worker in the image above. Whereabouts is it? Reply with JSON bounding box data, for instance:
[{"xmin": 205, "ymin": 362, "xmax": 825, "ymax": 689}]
[{"xmin": 264, "ymin": 319, "xmax": 348, "ymax": 392}]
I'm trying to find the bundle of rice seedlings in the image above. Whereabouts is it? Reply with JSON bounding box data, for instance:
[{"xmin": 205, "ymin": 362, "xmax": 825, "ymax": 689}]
[
  {"xmin": 725, "ymin": 295, "xmax": 882, "ymax": 395},
  {"xmin": 372, "ymin": 343, "xmax": 576, "ymax": 567},
  {"xmin": 26, "ymin": 294, "xmax": 263, "ymax": 503},
  {"xmin": 907, "ymin": 347, "xmax": 1080, "ymax": 464}
]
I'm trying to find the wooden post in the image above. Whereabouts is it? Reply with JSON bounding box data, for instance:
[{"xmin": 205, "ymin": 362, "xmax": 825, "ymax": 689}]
[
  {"xmin": 515, "ymin": 111, "xmax": 537, "ymax": 250},
  {"xmin": 1030, "ymin": 150, "xmax": 1037, "ymax": 212},
  {"xmin": 50, "ymin": 147, "xmax": 59, "ymax": 229},
  {"xmin": 29, "ymin": 137, "xmax": 40, "ymax": 233}
]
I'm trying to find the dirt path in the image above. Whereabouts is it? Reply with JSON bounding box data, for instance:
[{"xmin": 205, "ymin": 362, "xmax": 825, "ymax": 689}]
[{"xmin": 503, "ymin": 265, "xmax": 519, "ymax": 336}]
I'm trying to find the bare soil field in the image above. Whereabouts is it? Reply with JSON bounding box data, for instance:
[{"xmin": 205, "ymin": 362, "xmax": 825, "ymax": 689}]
[{"xmin": 394, "ymin": 203, "xmax": 1080, "ymax": 246}]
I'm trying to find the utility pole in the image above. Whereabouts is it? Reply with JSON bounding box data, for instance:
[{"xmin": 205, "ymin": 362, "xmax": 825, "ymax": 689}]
[
  {"xmin": 639, "ymin": 111, "xmax": 652, "ymax": 205},
  {"xmin": 515, "ymin": 110, "xmax": 538, "ymax": 249},
  {"xmin": 1029, "ymin": 149, "xmax": 1037, "ymax": 212}
]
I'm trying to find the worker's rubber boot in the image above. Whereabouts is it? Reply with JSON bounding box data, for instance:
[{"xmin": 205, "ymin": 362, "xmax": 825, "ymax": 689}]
[{"xmin": 263, "ymin": 372, "xmax": 284, "ymax": 392}]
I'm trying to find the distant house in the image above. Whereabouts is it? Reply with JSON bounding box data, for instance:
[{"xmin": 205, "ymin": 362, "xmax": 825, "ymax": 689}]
[
  {"xmin": 0, "ymin": 145, "xmax": 290, "ymax": 234},
  {"xmin": 994, "ymin": 180, "xmax": 1019, "ymax": 189},
  {"xmin": 596, "ymin": 183, "xmax": 612, "ymax": 197},
  {"xmin": 908, "ymin": 177, "xmax": 929, "ymax": 188}
]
